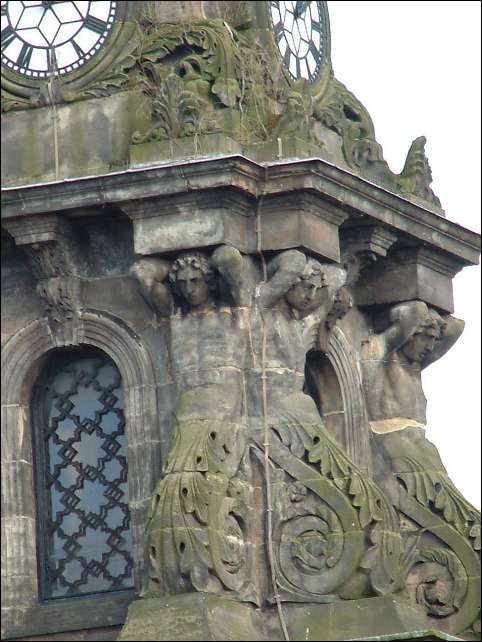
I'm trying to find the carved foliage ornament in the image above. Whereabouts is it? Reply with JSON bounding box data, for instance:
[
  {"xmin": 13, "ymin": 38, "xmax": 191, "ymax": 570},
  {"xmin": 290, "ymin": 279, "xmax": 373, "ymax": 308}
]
[
  {"xmin": 1, "ymin": 2, "xmax": 442, "ymax": 208},
  {"xmin": 128, "ymin": 7, "xmax": 441, "ymax": 209}
]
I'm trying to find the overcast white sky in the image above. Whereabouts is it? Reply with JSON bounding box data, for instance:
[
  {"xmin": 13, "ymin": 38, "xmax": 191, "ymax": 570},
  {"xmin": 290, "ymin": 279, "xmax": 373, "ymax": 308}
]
[{"xmin": 328, "ymin": 1, "xmax": 481, "ymax": 508}]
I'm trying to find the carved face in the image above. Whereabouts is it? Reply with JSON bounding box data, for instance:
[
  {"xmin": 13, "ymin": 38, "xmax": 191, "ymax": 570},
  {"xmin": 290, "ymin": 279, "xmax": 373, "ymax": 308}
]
[
  {"xmin": 402, "ymin": 328, "xmax": 438, "ymax": 363},
  {"xmin": 408, "ymin": 561, "xmax": 456, "ymax": 617},
  {"xmin": 176, "ymin": 265, "xmax": 211, "ymax": 309},
  {"xmin": 285, "ymin": 276, "xmax": 327, "ymax": 314}
]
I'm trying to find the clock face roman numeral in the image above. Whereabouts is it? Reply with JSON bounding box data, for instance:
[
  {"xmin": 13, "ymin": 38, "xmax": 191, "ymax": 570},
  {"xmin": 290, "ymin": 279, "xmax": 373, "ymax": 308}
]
[
  {"xmin": 71, "ymin": 39, "xmax": 85, "ymax": 58},
  {"xmin": 309, "ymin": 41, "xmax": 319, "ymax": 60},
  {"xmin": 47, "ymin": 47, "xmax": 58, "ymax": 73},
  {"xmin": 312, "ymin": 20, "xmax": 322, "ymax": 33},
  {"xmin": 17, "ymin": 43, "xmax": 34, "ymax": 69},
  {"xmin": 1, "ymin": 25, "xmax": 16, "ymax": 51},
  {"xmin": 84, "ymin": 15, "xmax": 108, "ymax": 36},
  {"xmin": 283, "ymin": 47, "xmax": 291, "ymax": 71}
]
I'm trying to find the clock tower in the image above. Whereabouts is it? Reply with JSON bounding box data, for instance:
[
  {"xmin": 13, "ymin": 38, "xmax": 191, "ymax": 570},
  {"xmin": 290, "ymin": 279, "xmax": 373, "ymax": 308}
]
[{"xmin": 1, "ymin": 3, "xmax": 480, "ymax": 641}]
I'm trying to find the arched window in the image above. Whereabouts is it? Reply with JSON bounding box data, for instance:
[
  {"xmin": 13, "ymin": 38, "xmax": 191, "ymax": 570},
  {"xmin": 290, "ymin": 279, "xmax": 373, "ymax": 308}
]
[
  {"xmin": 304, "ymin": 325, "xmax": 372, "ymax": 475},
  {"xmin": 31, "ymin": 347, "xmax": 134, "ymax": 600}
]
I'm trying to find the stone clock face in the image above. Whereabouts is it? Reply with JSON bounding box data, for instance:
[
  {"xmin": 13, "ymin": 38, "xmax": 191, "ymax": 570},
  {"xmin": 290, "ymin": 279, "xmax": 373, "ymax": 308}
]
[
  {"xmin": 1, "ymin": 1, "xmax": 118, "ymax": 79},
  {"xmin": 269, "ymin": 1, "xmax": 329, "ymax": 84}
]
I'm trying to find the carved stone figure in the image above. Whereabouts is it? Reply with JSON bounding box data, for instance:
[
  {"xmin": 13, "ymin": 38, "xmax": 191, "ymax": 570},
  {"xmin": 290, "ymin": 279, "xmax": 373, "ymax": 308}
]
[
  {"xmin": 363, "ymin": 301, "xmax": 481, "ymax": 634},
  {"xmin": 131, "ymin": 247, "xmax": 405, "ymax": 609},
  {"xmin": 128, "ymin": 244, "xmax": 480, "ymax": 639},
  {"xmin": 131, "ymin": 247, "xmax": 254, "ymax": 599},
  {"xmin": 248, "ymin": 253, "xmax": 402, "ymax": 603},
  {"xmin": 362, "ymin": 301, "xmax": 464, "ymax": 433}
]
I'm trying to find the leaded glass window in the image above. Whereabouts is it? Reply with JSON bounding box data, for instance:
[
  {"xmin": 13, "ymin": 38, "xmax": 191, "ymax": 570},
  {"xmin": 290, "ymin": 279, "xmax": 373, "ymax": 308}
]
[{"xmin": 32, "ymin": 348, "xmax": 133, "ymax": 600}]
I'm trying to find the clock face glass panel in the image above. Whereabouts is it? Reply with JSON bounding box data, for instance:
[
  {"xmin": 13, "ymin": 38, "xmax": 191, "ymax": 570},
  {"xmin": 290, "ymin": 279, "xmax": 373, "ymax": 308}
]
[
  {"xmin": 269, "ymin": 1, "xmax": 326, "ymax": 83},
  {"xmin": 1, "ymin": 1, "xmax": 117, "ymax": 78}
]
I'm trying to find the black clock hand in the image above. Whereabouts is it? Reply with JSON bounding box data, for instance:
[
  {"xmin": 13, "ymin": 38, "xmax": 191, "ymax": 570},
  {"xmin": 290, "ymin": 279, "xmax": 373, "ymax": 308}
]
[{"xmin": 294, "ymin": 0, "xmax": 311, "ymax": 18}]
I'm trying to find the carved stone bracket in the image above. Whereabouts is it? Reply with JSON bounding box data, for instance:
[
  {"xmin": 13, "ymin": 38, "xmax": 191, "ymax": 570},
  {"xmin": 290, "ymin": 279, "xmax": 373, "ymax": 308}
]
[
  {"xmin": 121, "ymin": 190, "xmax": 255, "ymax": 255},
  {"xmin": 2, "ymin": 214, "xmax": 82, "ymax": 277},
  {"xmin": 340, "ymin": 224, "xmax": 398, "ymax": 287},
  {"xmin": 341, "ymin": 224, "xmax": 398, "ymax": 259},
  {"xmin": 355, "ymin": 247, "xmax": 464, "ymax": 313},
  {"xmin": 257, "ymin": 192, "xmax": 348, "ymax": 262},
  {"xmin": 2, "ymin": 215, "xmax": 85, "ymax": 342}
]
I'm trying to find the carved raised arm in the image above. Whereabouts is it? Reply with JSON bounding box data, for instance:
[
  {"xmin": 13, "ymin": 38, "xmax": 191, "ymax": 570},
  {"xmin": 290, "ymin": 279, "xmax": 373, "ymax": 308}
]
[
  {"xmin": 421, "ymin": 313, "xmax": 465, "ymax": 368},
  {"xmin": 130, "ymin": 257, "xmax": 174, "ymax": 317},
  {"xmin": 211, "ymin": 244, "xmax": 251, "ymax": 306},
  {"xmin": 257, "ymin": 249, "xmax": 307, "ymax": 309},
  {"xmin": 381, "ymin": 300, "xmax": 430, "ymax": 355}
]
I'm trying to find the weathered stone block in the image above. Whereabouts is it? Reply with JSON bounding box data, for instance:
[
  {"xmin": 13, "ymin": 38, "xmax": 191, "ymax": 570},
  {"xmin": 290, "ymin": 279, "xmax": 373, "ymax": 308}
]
[
  {"xmin": 245, "ymin": 137, "xmax": 323, "ymax": 163},
  {"xmin": 129, "ymin": 135, "xmax": 243, "ymax": 169},
  {"xmin": 118, "ymin": 593, "xmax": 441, "ymax": 641},
  {"xmin": 355, "ymin": 247, "xmax": 462, "ymax": 312},
  {"xmin": 0, "ymin": 405, "xmax": 31, "ymax": 461},
  {"xmin": 258, "ymin": 192, "xmax": 347, "ymax": 262},
  {"xmin": 118, "ymin": 594, "xmax": 267, "ymax": 641},
  {"xmin": 122, "ymin": 190, "xmax": 255, "ymax": 255},
  {"xmin": 1, "ymin": 461, "xmax": 35, "ymax": 519},
  {"xmin": 1, "ymin": 91, "xmax": 149, "ymax": 187}
]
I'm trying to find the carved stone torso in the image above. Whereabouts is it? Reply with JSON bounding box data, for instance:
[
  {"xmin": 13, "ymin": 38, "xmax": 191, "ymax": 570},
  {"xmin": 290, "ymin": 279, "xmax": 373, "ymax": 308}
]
[
  {"xmin": 169, "ymin": 305, "xmax": 250, "ymax": 422},
  {"xmin": 244, "ymin": 306, "xmax": 323, "ymax": 428},
  {"xmin": 362, "ymin": 334, "xmax": 427, "ymax": 426}
]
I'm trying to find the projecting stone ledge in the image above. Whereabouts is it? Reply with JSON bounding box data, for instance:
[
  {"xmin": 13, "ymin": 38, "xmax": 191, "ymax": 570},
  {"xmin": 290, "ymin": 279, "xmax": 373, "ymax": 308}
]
[{"xmin": 117, "ymin": 593, "xmax": 464, "ymax": 641}]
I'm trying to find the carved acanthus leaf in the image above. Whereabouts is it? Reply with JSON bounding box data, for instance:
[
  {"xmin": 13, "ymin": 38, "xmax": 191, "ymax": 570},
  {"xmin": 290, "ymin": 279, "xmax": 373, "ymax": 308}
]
[
  {"xmin": 36, "ymin": 276, "xmax": 79, "ymax": 325},
  {"xmin": 313, "ymin": 77, "xmax": 443, "ymax": 210},
  {"xmin": 132, "ymin": 73, "xmax": 203, "ymax": 143},
  {"xmin": 138, "ymin": 19, "xmax": 241, "ymax": 107},
  {"xmin": 406, "ymin": 547, "xmax": 469, "ymax": 618},
  {"xmin": 74, "ymin": 55, "xmax": 137, "ymax": 100},
  {"xmin": 25, "ymin": 242, "xmax": 71, "ymax": 279},
  {"xmin": 270, "ymin": 418, "xmax": 402, "ymax": 595},
  {"xmin": 397, "ymin": 136, "xmax": 442, "ymax": 208},
  {"xmin": 394, "ymin": 456, "xmax": 481, "ymax": 551},
  {"xmin": 272, "ymin": 80, "xmax": 315, "ymax": 141},
  {"xmin": 1, "ymin": 88, "xmax": 32, "ymax": 113}
]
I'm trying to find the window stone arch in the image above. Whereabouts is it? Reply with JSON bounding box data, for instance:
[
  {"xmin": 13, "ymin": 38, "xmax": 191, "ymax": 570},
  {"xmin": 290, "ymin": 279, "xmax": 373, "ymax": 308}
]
[
  {"xmin": 1, "ymin": 310, "xmax": 159, "ymax": 639},
  {"xmin": 306, "ymin": 325, "xmax": 371, "ymax": 475}
]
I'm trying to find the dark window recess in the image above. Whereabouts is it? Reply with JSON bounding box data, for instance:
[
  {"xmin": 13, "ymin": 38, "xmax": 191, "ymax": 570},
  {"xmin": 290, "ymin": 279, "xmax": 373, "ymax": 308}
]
[{"xmin": 33, "ymin": 349, "xmax": 134, "ymax": 600}]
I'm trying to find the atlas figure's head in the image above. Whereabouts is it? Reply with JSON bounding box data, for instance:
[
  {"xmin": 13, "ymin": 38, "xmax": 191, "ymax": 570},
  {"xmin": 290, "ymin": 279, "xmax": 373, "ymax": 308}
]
[
  {"xmin": 402, "ymin": 310, "xmax": 444, "ymax": 363},
  {"xmin": 285, "ymin": 259, "xmax": 326, "ymax": 314},
  {"xmin": 169, "ymin": 252, "xmax": 216, "ymax": 310}
]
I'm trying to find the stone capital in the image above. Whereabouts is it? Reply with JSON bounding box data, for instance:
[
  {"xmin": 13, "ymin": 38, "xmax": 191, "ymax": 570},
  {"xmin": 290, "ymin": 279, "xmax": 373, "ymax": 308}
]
[{"xmin": 341, "ymin": 224, "xmax": 398, "ymax": 258}]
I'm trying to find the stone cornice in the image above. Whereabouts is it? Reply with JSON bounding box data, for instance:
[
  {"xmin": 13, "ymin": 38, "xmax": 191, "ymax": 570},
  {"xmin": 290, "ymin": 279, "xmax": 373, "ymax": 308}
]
[{"xmin": 1, "ymin": 155, "xmax": 480, "ymax": 266}]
